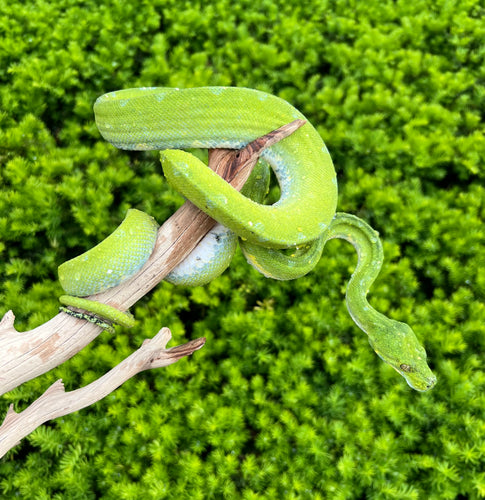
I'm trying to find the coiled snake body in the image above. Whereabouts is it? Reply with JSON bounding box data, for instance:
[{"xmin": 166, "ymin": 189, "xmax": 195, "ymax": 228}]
[{"xmin": 58, "ymin": 87, "xmax": 436, "ymax": 391}]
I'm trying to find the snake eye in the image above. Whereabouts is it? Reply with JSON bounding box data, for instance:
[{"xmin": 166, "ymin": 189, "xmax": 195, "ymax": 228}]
[{"xmin": 400, "ymin": 363, "xmax": 415, "ymax": 373}]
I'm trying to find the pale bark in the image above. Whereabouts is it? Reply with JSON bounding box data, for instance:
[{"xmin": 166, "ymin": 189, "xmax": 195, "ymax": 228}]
[{"xmin": 0, "ymin": 328, "xmax": 205, "ymax": 457}]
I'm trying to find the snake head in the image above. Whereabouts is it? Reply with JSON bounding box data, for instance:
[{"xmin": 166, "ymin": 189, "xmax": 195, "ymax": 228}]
[{"xmin": 369, "ymin": 321, "xmax": 437, "ymax": 392}]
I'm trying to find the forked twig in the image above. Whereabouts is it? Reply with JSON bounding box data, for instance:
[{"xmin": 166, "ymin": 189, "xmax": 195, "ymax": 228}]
[{"xmin": 0, "ymin": 329, "xmax": 205, "ymax": 457}]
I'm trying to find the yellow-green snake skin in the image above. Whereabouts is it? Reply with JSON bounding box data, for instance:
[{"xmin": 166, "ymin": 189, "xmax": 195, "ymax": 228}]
[{"xmin": 58, "ymin": 87, "xmax": 436, "ymax": 391}]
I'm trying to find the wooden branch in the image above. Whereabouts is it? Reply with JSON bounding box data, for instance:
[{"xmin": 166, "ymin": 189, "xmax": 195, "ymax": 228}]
[
  {"xmin": 0, "ymin": 119, "xmax": 305, "ymax": 396},
  {"xmin": 0, "ymin": 328, "xmax": 205, "ymax": 457},
  {"xmin": 0, "ymin": 119, "xmax": 305, "ymax": 456}
]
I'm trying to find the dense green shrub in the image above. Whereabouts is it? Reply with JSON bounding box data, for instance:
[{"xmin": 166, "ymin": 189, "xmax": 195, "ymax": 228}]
[{"xmin": 1, "ymin": 0, "xmax": 484, "ymax": 498}]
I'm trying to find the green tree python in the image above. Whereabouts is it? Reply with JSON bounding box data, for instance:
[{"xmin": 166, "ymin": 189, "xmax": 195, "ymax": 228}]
[{"xmin": 58, "ymin": 87, "xmax": 436, "ymax": 391}]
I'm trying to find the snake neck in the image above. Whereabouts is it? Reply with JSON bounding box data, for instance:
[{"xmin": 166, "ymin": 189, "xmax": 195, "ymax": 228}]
[
  {"xmin": 325, "ymin": 212, "xmax": 436, "ymax": 392},
  {"xmin": 326, "ymin": 212, "xmax": 389, "ymax": 336}
]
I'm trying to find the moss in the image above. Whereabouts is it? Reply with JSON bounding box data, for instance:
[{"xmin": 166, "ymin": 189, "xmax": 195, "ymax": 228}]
[{"xmin": 1, "ymin": 0, "xmax": 484, "ymax": 497}]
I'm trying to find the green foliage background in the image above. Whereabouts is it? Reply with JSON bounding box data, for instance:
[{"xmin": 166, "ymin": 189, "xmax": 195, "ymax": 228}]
[{"xmin": 1, "ymin": 0, "xmax": 484, "ymax": 498}]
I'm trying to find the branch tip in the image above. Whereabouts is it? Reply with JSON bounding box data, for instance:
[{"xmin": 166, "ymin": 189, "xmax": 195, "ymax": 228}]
[
  {"xmin": 0, "ymin": 310, "xmax": 17, "ymax": 333},
  {"xmin": 166, "ymin": 337, "xmax": 206, "ymax": 358},
  {"xmin": 43, "ymin": 379, "xmax": 66, "ymax": 397}
]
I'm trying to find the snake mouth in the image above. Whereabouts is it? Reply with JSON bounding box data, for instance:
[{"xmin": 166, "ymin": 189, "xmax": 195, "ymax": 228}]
[
  {"xmin": 424, "ymin": 375, "xmax": 438, "ymax": 391},
  {"xmin": 406, "ymin": 372, "xmax": 437, "ymax": 392}
]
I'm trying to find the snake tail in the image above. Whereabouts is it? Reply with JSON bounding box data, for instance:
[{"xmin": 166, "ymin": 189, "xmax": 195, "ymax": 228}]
[
  {"xmin": 59, "ymin": 295, "xmax": 135, "ymax": 328},
  {"xmin": 326, "ymin": 213, "xmax": 437, "ymax": 391},
  {"xmin": 59, "ymin": 306, "xmax": 116, "ymax": 333}
]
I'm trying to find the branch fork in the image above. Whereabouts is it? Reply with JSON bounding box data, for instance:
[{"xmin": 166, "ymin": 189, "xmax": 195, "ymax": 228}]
[{"xmin": 0, "ymin": 329, "xmax": 205, "ymax": 457}]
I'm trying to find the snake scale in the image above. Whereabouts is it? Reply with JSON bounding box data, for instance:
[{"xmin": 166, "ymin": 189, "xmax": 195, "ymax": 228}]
[{"xmin": 58, "ymin": 87, "xmax": 436, "ymax": 391}]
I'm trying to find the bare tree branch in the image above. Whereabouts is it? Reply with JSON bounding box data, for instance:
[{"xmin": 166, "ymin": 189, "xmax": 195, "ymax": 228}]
[
  {"xmin": 0, "ymin": 120, "xmax": 305, "ymax": 395},
  {"xmin": 0, "ymin": 328, "xmax": 206, "ymax": 457}
]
